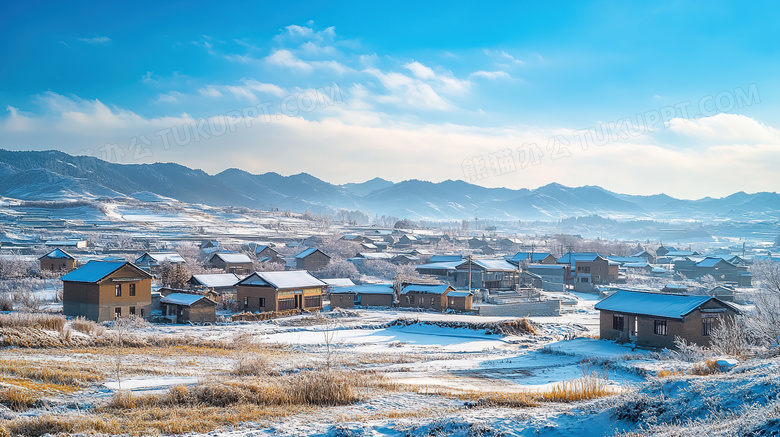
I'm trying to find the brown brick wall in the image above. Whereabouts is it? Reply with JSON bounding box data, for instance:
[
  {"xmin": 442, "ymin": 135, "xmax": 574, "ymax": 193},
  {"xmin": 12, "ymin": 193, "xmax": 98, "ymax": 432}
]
[
  {"xmin": 330, "ymin": 293, "xmax": 355, "ymax": 309},
  {"xmin": 398, "ymin": 293, "xmax": 445, "ymax": 312},
  {"xmin": 40, "ymin": 258, "xmax": 75, "ymax": 272}
]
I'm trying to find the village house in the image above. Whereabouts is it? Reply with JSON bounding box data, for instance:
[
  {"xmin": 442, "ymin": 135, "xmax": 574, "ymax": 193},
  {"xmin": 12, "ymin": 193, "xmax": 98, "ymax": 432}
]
[
  {"xmin": 507, "ymin": 252, "xmax": 557, "ymax": 265},
  {"xmin": 200, "ymin": 240, "xmax": 220, "ymax": 253},
  {"xmin": 39, "ymin": 248, "xmax": 76, "ymax": 272},
  {"xmin": 208, "ymin": 252, "xmax": 253, "ymax": 275},
  {"xmin": 134, "ymin": 252, "xmax": 186, "ymax": 274},
  {"xmin": 526, "ymin": 264, "xmax": 569, "ymax": 291},
  {"xmin": 294, "ymin": 248, "xmax": 331, "ymax": 271},
  {"xmin": 595, "ymin": 290, "xmax": 740, "ymax": 349},
  {"xmin": 673, "ymin": 256, "xmax": 752, "ymax": 286},
  {"xmin": 415, "ymin": 260, "xmax": 461, "ymax": 283},
  {"xmin": 188, "ymin": 273, "xmax": 241, "ymax": 302},
  {"xmin": 253, "ymin": 245, "xmax": 282, "ymax": 263},
  {"xmin": 61, "ymin": 261, "xmax": 152, "ymax": 322},
  {"xmin": 236, "ymin": 270, "xmax": 326, "ymax": 312},
  {"xmin": 557, "ymin": 253, "xmax": 619, "ymax": 291},
  {"xmin": 397, "ymin": 234, "xmax": 422, "ymax": 246},
  {"xmin": 454, "ymin": 259, "xmax": 519, "ymax": 290},
  {"xmin": 632, "ymin": 250, "xmax": 656, "ymax": 264},
  {"xmin": 330, "ymin": 284, "xmax": 395, "ymax": 309},
  {"xmin": 160, "ymin": 293, "xmax": 217, "ymax": 324},
  {"xmin": 398, "ymin": 283, "xmax": 472, "ymax": 312}
]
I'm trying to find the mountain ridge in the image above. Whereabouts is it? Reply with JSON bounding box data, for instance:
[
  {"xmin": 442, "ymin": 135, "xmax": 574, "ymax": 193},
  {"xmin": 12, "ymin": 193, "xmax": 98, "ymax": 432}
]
[{"xmin": 0, "ymin": 149, "xmax": 778, "ymax": 222}]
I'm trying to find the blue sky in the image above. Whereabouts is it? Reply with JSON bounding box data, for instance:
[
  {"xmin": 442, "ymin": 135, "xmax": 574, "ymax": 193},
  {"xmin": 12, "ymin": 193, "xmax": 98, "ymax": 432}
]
[{"xmin": 1, "ymin": 1, "xmax": 779, "ymax": 198}]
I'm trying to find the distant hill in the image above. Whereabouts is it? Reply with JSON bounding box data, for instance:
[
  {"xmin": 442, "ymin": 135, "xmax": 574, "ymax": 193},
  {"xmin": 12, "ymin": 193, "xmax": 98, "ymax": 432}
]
[{"xmin": 1, "ymin": 149, "xmax": 778, "ymax": 221}]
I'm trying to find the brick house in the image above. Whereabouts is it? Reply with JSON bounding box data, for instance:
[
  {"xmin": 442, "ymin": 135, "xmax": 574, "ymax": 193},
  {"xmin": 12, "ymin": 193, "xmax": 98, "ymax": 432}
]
[
  {"xmin": 134, "ymin": 252, "xmax": 186, "ymax": 274},
  {"xmin": 160, "ymin": 293, "xmax": 217, "ymax": 324},
  {"xmin": 61, "ymin": 261, "xmax": 152, "ymax": 322},
  {"xmin": 595, "ymin": 290, "xmax": 740, "ymax": 349},
  {"xmin": 398, "ymin": 283, "xmax": 472, "ymax": 312},
  {"xmin": 39, "ymin": 248, "xmax": 76, "ymax": 272},
  {"xmin": 330, "ymin": 284, "xmax": 395, "ymax": 309},
  {"xmin": 236, "ymin": 270, "xmax": 326, "ymax": 312},
  {"xmin": 208, "ymin": 252, "xmax": 253, "ymax": 275},
  {"xmin": 294, "ymin": 248, "xmax": 330, "ymax": 271}
]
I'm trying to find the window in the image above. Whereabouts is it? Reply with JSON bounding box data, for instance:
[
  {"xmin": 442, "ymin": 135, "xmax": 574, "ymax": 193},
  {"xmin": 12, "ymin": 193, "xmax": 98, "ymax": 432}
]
[
  {"xmin": 702, "ymin": 317, "xmax": 713, "ymax": 336},
  {"xmin": 405, "ymin": 296, "xmax": 410, "ymax": 304},
  {"xmin": 654, "ymin": 319, "xmax": 667, "ymax": 336},
  {"xmin": 129, "ymin": 306, "xmax": 136, "ymax": 316},
  {"xmin": 115, "ymin": 284, "xmax": 121, "ymax": 297},
  {"xmin": 129, "ymin": 284, "xmax": 136, "ymax": 297},
  {"xmin": 259, "ymin": 297, "xmax": 266, "ymax": 308},
  {"xmin": 114, "ymin": 307, "xmax": 121, "ymax": 318},
  {"xmin": 613, "ymin": 314, "xmax": 624, "ymax": 331},
  {"xmin": 418, "ymin": 297, "xmax": 423, "ymax": 305},
  {"xmin": 243, "ymin": 296, "xmax": 248, "ymax": 308},
  {"xmin": 140, "ymin": 309, "xmax": 144, "ymax": 318},
  {"xmin": 430, "ymin": 297, "xmax": 435, "ymax": 306}
]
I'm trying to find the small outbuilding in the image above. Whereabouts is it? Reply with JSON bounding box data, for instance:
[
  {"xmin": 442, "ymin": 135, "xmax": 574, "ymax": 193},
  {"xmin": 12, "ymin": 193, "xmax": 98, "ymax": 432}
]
[
  {"xmin": 330, "ymin": 284, "xmax": 394, "ymax": 309},
  {"xmin": 160, "ymin": 293, "xmax": 217, "ymax": 324}
]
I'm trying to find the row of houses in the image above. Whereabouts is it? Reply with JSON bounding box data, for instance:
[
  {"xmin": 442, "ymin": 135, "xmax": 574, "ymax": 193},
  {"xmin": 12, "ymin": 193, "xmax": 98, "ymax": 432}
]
[
  {"xmin": 329, "ymin": 283, "xmax": 473, "ymax": 312},
  {"xmin": 59, "ymin": 257, "xmax": 470, "ymax": 323},
  {"xmin": 39, "ymin": 246, "xmax": 333, "ymax": 277}
]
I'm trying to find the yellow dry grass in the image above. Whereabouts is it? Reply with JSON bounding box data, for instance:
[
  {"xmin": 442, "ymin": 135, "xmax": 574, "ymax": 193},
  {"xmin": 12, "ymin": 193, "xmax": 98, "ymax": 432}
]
[{"xmin": 0, "ymin": 358, "xmax": 104, "ymax": 387}]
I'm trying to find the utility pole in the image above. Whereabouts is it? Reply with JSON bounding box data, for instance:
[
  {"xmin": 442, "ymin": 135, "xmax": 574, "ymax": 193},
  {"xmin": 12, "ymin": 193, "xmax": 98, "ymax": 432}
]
[
  {"xmin": 566, "ymin": 245, "xmax": 574, "ymax": 291},
  {"xmin": 468, "ymin": 254, "xmax": 472, "ymax": 296}
]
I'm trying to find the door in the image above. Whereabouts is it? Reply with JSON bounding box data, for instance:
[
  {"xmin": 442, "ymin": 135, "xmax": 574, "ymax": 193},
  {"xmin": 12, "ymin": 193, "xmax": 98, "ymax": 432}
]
[{"xmin": 295, "ymin": 294, "xmax": 302, "ymax": 309}]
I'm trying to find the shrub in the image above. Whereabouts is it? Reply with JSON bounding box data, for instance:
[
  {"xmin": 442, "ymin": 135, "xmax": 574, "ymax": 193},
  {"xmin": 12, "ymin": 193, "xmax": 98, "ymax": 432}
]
[{"xmin": 0, "ymin": 387, "xmax": 37, "ymax": 411}]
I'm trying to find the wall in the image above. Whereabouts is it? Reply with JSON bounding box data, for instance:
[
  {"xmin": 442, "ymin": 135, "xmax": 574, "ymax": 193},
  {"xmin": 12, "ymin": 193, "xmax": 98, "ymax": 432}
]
[{"xmin": 478, "ymin": 300, "xmax": 561, "ymax": 317}]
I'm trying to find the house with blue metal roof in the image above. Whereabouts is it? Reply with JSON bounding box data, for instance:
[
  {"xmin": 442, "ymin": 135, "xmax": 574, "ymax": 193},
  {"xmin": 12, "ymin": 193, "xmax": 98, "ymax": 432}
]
[
  {"xmin": 399, "ymin": 282, "xmax": 472, "ymax": 312},
  {"xmin": 455, "ymin": 259, "xmax": 519, "ymax": 290},
  {"xmin": 595, "ymin": 290, "xmax": 739, "ymax": 349},
  {"xmin": 294, "ymin": 248, "xmax": 331, "ymax": 271},
  {"xmin": 39, "ymin": 248, "xmax": 76, "ymax": 272},
  {"xmin": 61, "ymin": 261, "xmax": 152, "ymax": 322}
]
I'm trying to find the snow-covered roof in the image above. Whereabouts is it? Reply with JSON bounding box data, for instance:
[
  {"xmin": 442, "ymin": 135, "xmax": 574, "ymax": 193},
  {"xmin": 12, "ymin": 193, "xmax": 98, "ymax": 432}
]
[
  {"xmin": 160, "ymin": 293, "xmax": 214, "ymax": 306},
  {"xmin": 190, "ymin": 273, "xmax": 240, "ymax": 288},
  {"xmin": 322, "ymin": 278, "xmax": 356, "ymax": 287},
  {"xmin": 238, "ymin": 270, "xmax": 326, "ymax": 289},
  {"xmin": 446, "ymin": 290, "xmax": 473, "ymax": 297},
  {"xmin": 609, "ymin": 256, "xmax": 645, "ymax": 264},
  {"xmin": 507, "ymin": 252, "xmax": 553, "ymax": 263},
  {"xmin": 295, "ymin": 248, "xmax": 329, "ymax": 259},
  {"xmin": 61, "ymin": 261, "xmax": 149, "ymax": 283},
  {"xmin": 624, "ymin": 262, "xmax": 650, "ymax": 268},
  {"xmin": 357, "ymin": 252, "xmax": 394, "ymax": 260},
  {"xmin": 428, "ymin": 255, "xmax": 463, "ymax": 263},
  {"xmin": 696, "ymin": 257, "xmax": 732, "ymax": 268},
  {"xmin": 401, "ymin": 283, "xmax": 453, "ymax": 295},
  {"xmin": 40, "ymin": 248, "xmax": 74, "ymax": 260},
  {"xmin": 461, "ymin": 259, "xmax": 518, "ymax": 271},
  {"xmin": 594, "ymin": 290, "xmax": 728, "ymax": 319},
  {"xmin": 332, "ymin": 284, "xmax": 393, "ymax": 295},
  {"xmin": 556, "ymin": 252, "xmax": 603, "ymax": 264},
  {"xmin": 415, "ymin": 261, "xmax": 462, "ymax": 271},
  {"xmin": 211, "ymin": 252, "xmax": 251, "ymax": 263},
  {"xmin": 527, "ymin": 264, "xmax": 567, "ymax": 270},
  {"xmin": 136, "ymin": 252, "xmax": 185, "ymax": 264}
]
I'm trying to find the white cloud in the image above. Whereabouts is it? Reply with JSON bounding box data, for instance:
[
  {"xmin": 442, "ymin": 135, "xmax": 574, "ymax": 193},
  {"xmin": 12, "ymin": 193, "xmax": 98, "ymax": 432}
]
[
  {"xmin": 470, "ymin": 70, "xmax": 510, "ymax": 80},
  {"xmin": 2, "ymin": 95, "xmax": 779, "ymax": 198},
  {"xmin": 667, "ymin": 113, "xmax": 780, "ymax": 144},
  {"xmin": 484, "ymin": 49, "xmax": 523, "ymax": 65},
  {"xmin": 77, "ymin": 36, "xmax": 111, "ymax": 44},
  {"xmin": 404, "ymin": 61, "xmax": 436, "ymax": 80},
  {"xmin": 265, "ymin": 49, "xmax": 352, "ymax": 74}
]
